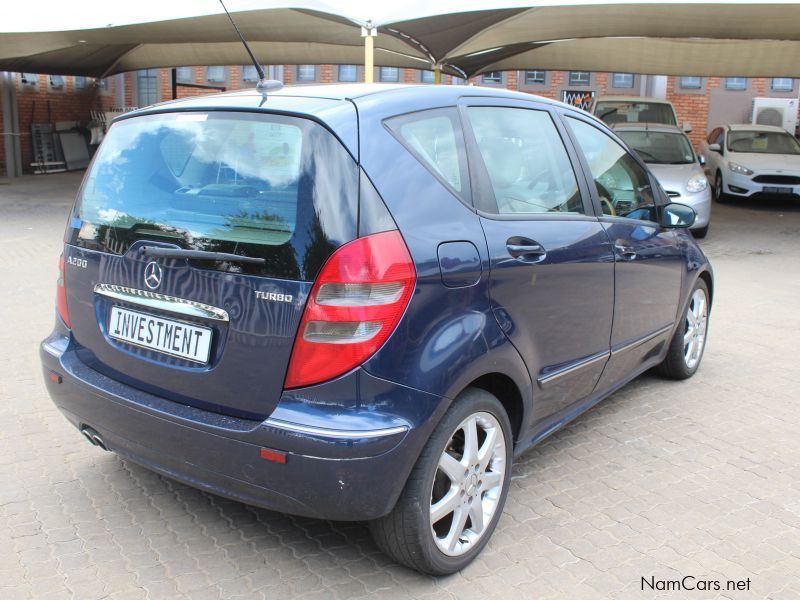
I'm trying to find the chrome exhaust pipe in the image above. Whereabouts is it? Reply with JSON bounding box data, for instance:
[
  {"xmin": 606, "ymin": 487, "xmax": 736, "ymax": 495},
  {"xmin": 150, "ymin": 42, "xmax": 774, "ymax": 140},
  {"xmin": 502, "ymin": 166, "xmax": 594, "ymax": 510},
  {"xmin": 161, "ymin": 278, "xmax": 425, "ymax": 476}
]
[{"xmin": 80, "ymin": 426, "xmax": 108, "ymax": 451}]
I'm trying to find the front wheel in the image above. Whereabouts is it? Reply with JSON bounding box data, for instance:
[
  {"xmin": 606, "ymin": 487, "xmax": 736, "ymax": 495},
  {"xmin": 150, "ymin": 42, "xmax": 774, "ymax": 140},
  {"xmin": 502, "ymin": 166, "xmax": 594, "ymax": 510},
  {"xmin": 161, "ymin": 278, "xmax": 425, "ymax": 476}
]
[
  {"xmin": 692, "ymin": 225, "xmax": 709, "ymax": 239},
  {"xmin": 714, "ymin": 171, "xmax": 727, "ymax": 203},
  {"xmin": 657, "ymin": 278, "xmax": 710, "ymax": 379},
  {"xmin": 370, "ymin": 388, "xmax": 512, "ymax": 575}
]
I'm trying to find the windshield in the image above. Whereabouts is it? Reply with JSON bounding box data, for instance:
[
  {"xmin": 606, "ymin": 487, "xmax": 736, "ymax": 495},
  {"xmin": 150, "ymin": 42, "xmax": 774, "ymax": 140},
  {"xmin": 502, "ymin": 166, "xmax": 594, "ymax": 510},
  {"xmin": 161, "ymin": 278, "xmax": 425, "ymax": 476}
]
[
  {"xmin": 70, "ymin": 111, "xmax": 358, "ymax": 280},
  {"xmin": 727, "ymin": 130, "xmax": 800, "ymax": 155},
  {"xmin": 617, "ymin": 130, "xmax": 695, "ymax": 164},
  {"xmin": 595, "ymin": 101, "xmax": 677, "ymax": 126}
]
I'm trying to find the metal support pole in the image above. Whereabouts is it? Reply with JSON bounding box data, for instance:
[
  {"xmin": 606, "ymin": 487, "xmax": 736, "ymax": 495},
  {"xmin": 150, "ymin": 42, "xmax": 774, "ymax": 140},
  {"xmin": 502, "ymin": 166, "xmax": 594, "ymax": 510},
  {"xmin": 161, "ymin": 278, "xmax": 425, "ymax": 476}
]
[
  {"xmin": 1, "ymin": 71, "xmax": 23, "ymax": 178},
  {"xmin": 434, "ymin": 67, "xmax": 441, "ymax": 84},
  {"xmin": 361, "ymin": 24, "xmax": 377, "ymax": 83}
]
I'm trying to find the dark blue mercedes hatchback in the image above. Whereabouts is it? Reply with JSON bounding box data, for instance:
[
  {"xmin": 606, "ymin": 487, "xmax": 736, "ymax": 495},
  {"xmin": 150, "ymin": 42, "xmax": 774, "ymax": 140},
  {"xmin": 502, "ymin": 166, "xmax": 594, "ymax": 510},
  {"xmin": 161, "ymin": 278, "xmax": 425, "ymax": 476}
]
[{"xmin": 41, "ymin": 84, "xmax": 712, "ymax": 574}]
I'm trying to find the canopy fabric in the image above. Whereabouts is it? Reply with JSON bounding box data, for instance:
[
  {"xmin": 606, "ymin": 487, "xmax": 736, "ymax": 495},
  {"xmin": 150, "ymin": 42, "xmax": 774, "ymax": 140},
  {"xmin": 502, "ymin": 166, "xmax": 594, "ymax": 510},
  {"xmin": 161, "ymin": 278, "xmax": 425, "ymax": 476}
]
[
  {"xmin": 462, "ymin": 37, "xmax": 800, "ymax": 78},
  {"xmin": 0, "ymin": 8, "xmax": 431, "ymax": 77},
  {"xmin": 2, "ymin": 2, "xmax": 800, "ymax": 78}
]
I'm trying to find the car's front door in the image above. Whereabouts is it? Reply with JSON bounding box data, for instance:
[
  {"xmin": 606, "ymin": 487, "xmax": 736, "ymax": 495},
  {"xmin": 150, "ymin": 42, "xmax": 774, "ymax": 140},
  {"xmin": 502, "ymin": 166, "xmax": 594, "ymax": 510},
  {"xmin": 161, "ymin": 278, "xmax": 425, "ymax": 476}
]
[
  {"xmin": 461, "ymin": 101, "xmax": 615, "ymax": 426},
  {"xmin": 562, "ymin": 114, "xmax": 685, "ymax": 392}
]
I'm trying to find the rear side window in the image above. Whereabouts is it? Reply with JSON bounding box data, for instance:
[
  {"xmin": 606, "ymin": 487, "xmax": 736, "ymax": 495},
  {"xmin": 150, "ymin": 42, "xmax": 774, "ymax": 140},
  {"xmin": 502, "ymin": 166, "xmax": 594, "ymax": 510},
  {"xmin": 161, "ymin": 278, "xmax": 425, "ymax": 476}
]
[
  {"xmin": 466, "ymin": 106, "xmax": 583, "ymax": 215},
  {"xmin": 70, "ymin": 111, "xmax": 358, "ymax": 280},
  {"xmin": 385, "ymin": 108, "xmax": 470, "ymax": 201}
]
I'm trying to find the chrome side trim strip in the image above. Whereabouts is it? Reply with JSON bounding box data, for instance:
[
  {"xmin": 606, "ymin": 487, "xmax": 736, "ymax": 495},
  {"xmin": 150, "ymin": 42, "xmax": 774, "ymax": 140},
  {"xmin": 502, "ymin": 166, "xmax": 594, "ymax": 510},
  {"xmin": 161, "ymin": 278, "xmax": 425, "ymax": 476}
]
[
  {"xmin": 538, "ymin": 351, "xmax": 610, "ymax": 387},
  {"xmin": 610, "ymin": 324, "xmax": 673, "ymax": 356},
  {"xmin": 264, "ymin": 418, "xmax": 408, "ymax": 439},
  {"xmin": 94, "ymin": 284, "xmax": 229, "ymax": 322}
]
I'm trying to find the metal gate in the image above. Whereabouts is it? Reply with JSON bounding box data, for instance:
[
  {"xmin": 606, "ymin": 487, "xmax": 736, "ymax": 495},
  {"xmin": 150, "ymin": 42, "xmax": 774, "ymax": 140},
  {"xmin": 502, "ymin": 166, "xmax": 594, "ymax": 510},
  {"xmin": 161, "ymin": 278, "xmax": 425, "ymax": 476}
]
[{"xmin": 562, "ymin": 90, "xmax": 596, "ymax": 111}]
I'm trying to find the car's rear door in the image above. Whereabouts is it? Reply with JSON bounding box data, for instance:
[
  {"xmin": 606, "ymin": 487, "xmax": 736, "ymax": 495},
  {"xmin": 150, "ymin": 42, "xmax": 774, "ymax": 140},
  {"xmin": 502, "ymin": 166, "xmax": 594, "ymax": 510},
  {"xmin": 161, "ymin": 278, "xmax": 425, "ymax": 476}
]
[
  {"xmin": 561, "ymin": 112, "xmax": 684, "ymax": 391},
  {"xmin": 64, "ymin": 109, "xmax": 359, "ymax": 419},
  {"xmin": 460, "ymin": 98, "xmax": 615, "ymax": 423}
]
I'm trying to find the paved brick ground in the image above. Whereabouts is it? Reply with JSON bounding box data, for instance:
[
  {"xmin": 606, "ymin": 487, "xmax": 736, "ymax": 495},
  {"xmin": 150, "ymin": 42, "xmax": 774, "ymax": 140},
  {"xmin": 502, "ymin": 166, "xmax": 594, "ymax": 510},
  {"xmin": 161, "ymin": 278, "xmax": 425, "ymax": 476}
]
[{"xmin": 1, "ymin": 172, "xmax": 798, "ymax": 599}]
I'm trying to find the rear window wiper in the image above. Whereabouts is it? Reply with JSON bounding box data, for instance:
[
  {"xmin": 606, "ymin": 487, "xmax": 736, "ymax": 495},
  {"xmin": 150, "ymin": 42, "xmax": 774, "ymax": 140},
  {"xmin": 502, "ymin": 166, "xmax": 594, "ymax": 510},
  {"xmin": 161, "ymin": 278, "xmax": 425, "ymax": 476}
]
[{"xmin": 139, "ymin": 245, "xmax": 266, "ymax": 265}]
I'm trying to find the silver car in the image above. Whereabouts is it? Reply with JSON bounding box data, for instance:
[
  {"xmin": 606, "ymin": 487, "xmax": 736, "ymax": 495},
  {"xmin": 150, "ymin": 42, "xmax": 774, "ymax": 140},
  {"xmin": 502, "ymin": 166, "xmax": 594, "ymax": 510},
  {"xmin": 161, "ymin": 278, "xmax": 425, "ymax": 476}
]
[
  {"xmin": 701, "ymin": 124, "xmax": 800, "ymax": 203},
  {"xmin": 614, "ymin": 123, "xmax": 712, "ymax": 238}
]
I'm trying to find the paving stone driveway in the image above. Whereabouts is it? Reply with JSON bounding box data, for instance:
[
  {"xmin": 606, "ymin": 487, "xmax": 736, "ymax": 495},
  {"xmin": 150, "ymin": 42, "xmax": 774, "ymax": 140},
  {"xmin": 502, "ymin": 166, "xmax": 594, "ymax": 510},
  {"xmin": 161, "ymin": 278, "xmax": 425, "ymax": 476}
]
[{"xmin": 1, "ymin": 173, "xmax": 798, "ymax": 599}]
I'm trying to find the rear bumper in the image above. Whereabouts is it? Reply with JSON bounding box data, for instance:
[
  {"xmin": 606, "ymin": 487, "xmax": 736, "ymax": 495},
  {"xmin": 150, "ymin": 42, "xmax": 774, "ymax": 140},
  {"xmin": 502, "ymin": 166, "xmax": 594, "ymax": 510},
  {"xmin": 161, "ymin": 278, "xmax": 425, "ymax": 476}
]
[{"xmin": 41, "ymin": 332, "xmax": 445, "ymax": 521}]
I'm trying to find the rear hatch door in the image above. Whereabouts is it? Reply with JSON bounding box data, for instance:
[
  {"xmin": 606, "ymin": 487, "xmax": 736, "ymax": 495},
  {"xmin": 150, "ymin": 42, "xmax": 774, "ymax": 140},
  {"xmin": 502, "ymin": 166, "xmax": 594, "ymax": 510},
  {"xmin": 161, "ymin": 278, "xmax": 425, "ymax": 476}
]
[{"xmin": 65, "ymin": 109, "xmax": 358, "ymax": 419}]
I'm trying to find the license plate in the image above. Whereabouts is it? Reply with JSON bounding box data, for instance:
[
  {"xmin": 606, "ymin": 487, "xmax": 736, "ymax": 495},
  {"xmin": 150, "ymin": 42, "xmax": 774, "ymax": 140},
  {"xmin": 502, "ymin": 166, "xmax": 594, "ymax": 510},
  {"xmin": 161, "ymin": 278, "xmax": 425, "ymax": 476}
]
[
  {"xmin": 108, "ymin": 306, "xmax": 212, "ymax": 364},
  {"xmin": 763, "ymin": 186, "xmax": 792, "ymax": 194}
]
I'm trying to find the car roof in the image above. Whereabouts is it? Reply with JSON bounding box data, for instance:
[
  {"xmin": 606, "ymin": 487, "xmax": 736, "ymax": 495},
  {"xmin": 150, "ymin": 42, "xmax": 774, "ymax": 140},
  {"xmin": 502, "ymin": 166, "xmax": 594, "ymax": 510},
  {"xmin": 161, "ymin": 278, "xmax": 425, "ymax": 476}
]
[
  {"xmin": 727, "ymin": 123, "xmax": 788, "ymax": 133},
  {"xmin": 128, "ymin": 83, "xmax": 575, "ymax": 115},
  {"xmin": 594, "ymin": 96, "xmax": 673, "ymax": 105},
  {"xmin": 610, "ymin": 123, "xmax": 685, "ymax": 135}
]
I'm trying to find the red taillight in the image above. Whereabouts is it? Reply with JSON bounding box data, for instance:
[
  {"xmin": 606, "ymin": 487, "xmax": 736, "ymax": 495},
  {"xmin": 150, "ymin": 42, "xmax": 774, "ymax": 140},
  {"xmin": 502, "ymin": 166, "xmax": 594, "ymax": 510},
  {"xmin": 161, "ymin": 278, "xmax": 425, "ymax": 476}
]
[
  {"xmin": 56, "ymin": 255, "xmax": 71, "ymax": 328},
  {"xmin": 284, "ymin": 230, "xmax": 416, "ymax": 389}
]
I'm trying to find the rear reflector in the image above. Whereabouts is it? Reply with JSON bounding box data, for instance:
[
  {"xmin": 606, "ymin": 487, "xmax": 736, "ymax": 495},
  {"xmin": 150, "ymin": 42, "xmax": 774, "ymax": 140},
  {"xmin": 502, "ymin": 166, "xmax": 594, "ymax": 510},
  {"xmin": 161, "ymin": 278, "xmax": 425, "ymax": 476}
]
[
  {"xmin": 284, "ymin": 230, "xmax": 416, "ymax": 389},
  {"xmin": 56, "ymin": 255, "xmax": 71, "ymax": 328},
  {"xmin": 259, "ymin": 448, "xmax": 287, "ymax": 464}
]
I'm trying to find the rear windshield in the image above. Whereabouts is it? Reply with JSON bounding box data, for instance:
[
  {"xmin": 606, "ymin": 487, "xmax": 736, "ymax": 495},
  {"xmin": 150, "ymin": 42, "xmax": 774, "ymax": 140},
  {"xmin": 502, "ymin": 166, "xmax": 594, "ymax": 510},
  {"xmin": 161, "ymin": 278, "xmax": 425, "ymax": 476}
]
[
  {"xmin": 617, "ymin": 131, "xmax": 695, "ymax": 164},
  {"xmin": 70, "ymin": 111, "xmax": 358, "ymax": 280},
  {"xmin": 595, "ymin": 102, "xmax": 677, "ymax": 126}
]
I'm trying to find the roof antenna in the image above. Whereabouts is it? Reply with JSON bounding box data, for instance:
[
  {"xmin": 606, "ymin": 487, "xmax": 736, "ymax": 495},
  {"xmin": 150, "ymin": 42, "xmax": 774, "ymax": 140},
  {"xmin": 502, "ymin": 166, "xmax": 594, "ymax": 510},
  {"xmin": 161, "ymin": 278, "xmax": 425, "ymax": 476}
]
[{"xmin": 218, "ymin": 0, "xmax": 282, "ymax": 100}]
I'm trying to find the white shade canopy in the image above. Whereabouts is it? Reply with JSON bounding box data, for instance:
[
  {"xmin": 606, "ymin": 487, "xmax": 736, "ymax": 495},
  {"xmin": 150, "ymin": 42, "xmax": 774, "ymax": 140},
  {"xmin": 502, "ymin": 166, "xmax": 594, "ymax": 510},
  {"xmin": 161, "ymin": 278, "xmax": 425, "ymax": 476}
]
[{"xmin": 2, "ymin": 2, "xmax": 800, "ymax": 78}]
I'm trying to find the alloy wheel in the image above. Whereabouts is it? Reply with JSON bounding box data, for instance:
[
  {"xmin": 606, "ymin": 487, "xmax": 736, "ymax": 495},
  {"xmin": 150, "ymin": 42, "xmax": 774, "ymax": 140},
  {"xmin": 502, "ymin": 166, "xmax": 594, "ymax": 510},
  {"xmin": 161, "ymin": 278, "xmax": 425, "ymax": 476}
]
[
  {"xmin": 429, "ymin": 412, "xmax": 506, "ymax": 557},
  {"xmin": 683, "ymin": 288, "xmax": 708, "ymax": 369}
]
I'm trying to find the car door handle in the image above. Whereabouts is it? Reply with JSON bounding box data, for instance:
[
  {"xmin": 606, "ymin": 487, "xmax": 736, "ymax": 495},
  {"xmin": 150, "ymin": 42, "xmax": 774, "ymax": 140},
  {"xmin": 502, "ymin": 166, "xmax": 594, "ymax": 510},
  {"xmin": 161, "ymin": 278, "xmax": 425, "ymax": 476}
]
[
  {"xmin": 506, "ymin": 238, "xmax": 546, "ymax": 262},
  {"xmin": 614, "ymin": 243, "xmax": 637, "ymax": 261}
]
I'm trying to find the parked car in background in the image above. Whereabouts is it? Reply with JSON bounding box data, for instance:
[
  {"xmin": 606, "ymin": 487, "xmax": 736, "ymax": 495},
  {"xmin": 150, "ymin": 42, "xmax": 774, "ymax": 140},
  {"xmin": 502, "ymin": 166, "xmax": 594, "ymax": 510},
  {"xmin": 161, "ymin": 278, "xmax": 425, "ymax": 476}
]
[
  {"xmin": 702, "ymin": 124, "xmax": 800, "ymax": 202},
  {"xmin": 592, "ymin": 96, "xmax": 691, "ymax": 132},
  {"xmin": 614, "ymin": 123, "xmax": 712, "ymax": 238},
  {"xmin": 41, "ymin": 84, "xmax": 713, "ymax": 575}
]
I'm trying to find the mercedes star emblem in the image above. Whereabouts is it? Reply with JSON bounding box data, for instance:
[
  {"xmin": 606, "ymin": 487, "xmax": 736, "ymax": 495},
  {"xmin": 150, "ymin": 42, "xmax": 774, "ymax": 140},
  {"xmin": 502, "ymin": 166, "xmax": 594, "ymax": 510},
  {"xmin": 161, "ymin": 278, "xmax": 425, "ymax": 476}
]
[{"xmin": 144, "ymin": 261, "xmax": 163, "ymax": 290}]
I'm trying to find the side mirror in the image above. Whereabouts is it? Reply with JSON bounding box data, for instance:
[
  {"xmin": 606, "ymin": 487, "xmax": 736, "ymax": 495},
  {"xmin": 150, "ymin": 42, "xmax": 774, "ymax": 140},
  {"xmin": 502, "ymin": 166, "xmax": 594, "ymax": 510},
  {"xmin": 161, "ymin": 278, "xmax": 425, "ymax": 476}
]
[
  {"xmin": 661, "ymin": 202, "xmax": 696, "ymax": 229},
  {"xmin": 708, "ymin": 143, "xmax": 721, "ymax": 153},
  {"xmin": 698, "ymin": 154, "xmax": 706, "ymax": 166},
  {"xmin": 683, "ymin": 122, "xmax": 693, "ymax": 133}
]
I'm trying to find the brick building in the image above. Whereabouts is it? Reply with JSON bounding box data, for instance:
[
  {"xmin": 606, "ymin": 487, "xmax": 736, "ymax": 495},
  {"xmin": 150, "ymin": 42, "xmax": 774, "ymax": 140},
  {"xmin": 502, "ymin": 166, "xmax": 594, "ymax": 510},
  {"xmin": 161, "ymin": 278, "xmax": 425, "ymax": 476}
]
[{"xmin": 2, "ymin": 65, "xmax": 798, "ymax": 174}]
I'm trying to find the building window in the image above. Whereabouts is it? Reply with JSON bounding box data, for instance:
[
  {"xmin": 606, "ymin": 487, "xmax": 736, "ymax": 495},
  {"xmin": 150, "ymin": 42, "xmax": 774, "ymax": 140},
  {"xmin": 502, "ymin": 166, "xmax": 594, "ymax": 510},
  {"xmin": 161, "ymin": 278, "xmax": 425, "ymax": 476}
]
[
  {"xmin": 379, "ymin": 67, "xmax": 400, "ymax": 82},
  {"xmin": 74, "ymin": 76, "xmax": 86, "ymax": 90},
  {"xmin": 482, "ymin": 71, "xmax": 503, "ymax": 84},
  {"xmin": 524, "ymin": 70, "xmax": 546, "ymax": 85},
  {"xmin": 206, "ymin": 66, "xmax": 226, "ymax": 83},
  {"xmin": 421, "ymin": 70, "xmax": 436, "ymax": 83},
  {"xmin": 338, "ymin": 65, "xmax": 357, "ymax": 82},
  {"xmin": 21, "ymin": 73, "xmax": 39, "ymax": 87},
  {"xmin": 772, "ymin": 78, "xmax": 794, "ymax": 92},
  {"xmin": 612, "ymin": 73, "xmax": 634, "ymax": 88},
  {"xmin": 49, "ymin": 75, "xmax": 65, "ymax": 90},
  {"xmin": 296, "ymin": 65, "xmax": 316, "ymax": 82},
  {"xmin": 97, "ymin": 78, "xmax": 109, "ymax": 91},
  {"xmin": 569, "ymin": 71, "xmax": 590, "ymax": 86},
  {"xmin": 241, "ymin": 65, "xmax": 260, "ymax": 82},
  {"xmin": 725, "ymin": 77, "xmax": 747, "ymax": 90},
  {"xmin": 679, "ymin": 76, "xmax": 702, "ymax": 89},
  {"xmin": 175, "ymin": 67, "xmax": 194, "ymax": 83},
  {"xmin": 137, "ymin": 69, "xmax": 158, "ymax": 106}
]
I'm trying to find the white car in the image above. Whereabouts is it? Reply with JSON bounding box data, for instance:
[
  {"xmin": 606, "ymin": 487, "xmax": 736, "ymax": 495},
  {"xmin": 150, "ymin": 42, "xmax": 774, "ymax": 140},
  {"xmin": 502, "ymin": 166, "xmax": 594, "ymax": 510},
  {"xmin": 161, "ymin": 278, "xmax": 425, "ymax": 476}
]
[
  {"xmin": 592, "ymin": 96, "xmax": 692, "ymax": 132},
  {"xmin": 701, "ymin": 124, "xmax": 800, "ymax": 202}
]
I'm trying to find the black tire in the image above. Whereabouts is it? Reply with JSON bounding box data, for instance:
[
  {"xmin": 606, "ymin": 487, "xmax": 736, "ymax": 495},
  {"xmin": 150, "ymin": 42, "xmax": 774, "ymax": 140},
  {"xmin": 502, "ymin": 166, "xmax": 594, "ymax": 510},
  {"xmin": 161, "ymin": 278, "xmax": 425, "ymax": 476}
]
[
  {"xmin": 369, "ymin": 388, "xmax": 513, "ymax": 575},
  {"xmin": 692, "ymin": 225, "xmax": 709, "ymax": 239},
  {"xmin": 714, "ymin": 171, "xmax": 727, "ymax": 203},
  {"xmin": 656, "ymin": 278, "xmax": 710, "ymax": 380}
]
